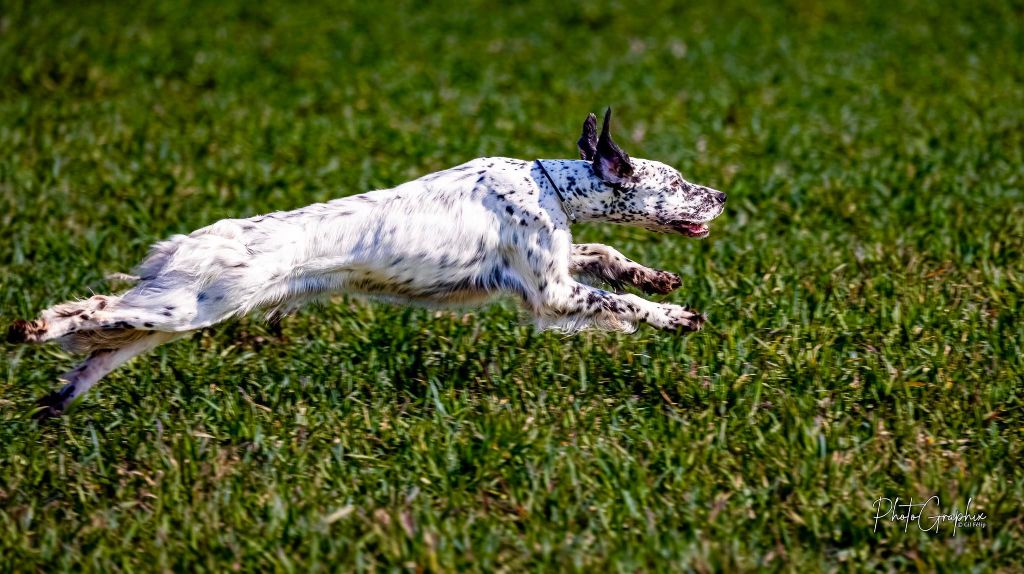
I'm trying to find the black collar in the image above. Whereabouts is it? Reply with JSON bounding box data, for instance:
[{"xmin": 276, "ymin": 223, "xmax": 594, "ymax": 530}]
[{"xmin": 536, "ymin": 160, "xmax": 577, "ymax": 223}]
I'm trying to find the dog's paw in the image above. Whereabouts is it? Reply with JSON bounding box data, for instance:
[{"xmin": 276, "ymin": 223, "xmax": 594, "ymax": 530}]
[
  {"xmin": 7, "ymin": 319, "xmax": 34, "ymax": 344},
  {"xmin": 650, "ymin": 304, "xmax": 705, "ymax": 332},
  {"xmin": 32, "ymin": 391, "xmax": 67, "ymax": 421},
  {"xmin": 6, "ymin": 318, "xmax": 50, "ymax": 345},
  {"xmin": 633, "ymin": 269, "xmax": 682, "ymax": 295}
]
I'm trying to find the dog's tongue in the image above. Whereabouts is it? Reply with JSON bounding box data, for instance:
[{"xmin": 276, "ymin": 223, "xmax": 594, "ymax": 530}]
[{"xmin": 682, "ymin": 223, "xmax": 707, "ymax": 234}]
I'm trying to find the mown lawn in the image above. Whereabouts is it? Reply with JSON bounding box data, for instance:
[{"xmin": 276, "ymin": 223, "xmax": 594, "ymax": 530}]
[{"xmin": 1, "ymin": 0, "xmax": 1022, "ymax": 571}]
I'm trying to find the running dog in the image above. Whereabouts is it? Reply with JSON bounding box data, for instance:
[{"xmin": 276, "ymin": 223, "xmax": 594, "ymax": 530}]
[{"xmin": 7, "ymin": 108, "xmax": 726, "ymax": 416}]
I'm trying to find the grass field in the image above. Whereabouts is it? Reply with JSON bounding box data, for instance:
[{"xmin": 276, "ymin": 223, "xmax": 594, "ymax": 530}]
[{"xmin": 1, "ymin": 0, "xmax": 1022, "ymax": 571}]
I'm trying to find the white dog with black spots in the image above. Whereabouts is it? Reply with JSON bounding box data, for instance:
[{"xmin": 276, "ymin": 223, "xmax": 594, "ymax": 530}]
[{"xmin": 8, "ymin": 108, "xmax": 726, "ymax": 417}]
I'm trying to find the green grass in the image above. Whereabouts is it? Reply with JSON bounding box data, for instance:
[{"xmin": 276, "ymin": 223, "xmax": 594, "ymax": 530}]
[{"xmin": 1, "ymin": 0, "xmax": 1022, "ymax": 571}]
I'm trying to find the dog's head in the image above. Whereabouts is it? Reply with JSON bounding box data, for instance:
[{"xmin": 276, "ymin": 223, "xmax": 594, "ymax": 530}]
[{"xmin": 577, "ymin": 108, "xmax": 726, "ymax": 237}]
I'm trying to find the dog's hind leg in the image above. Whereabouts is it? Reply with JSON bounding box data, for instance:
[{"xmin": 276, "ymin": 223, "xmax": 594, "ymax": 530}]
[
  {"xmin": 9, "ymin": 284, "xmax": 238, "ymax": 352},
  {"xmin": 7, "ymin": 294, "xmax": 126, "ymax": 345},
  {"xmin": 569, "ymin": 243, "xmax": 681, "ymax": 295},
  {"xmin": 34, "ymin": 331, "xmax": 183, "ymax": 419},
  {"xmin": 7, "ymin": 292, "xmax": 194, "ymax": 347}
]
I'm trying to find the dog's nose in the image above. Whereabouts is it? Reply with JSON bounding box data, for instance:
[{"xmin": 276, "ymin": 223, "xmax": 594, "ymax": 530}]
[{"xmin": 713, "ymin": 191, "xmax": 727, "ymax": 204}]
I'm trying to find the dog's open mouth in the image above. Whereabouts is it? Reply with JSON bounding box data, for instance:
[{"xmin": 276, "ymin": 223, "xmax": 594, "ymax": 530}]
[{"xmin": 673, "ymin": 222, "xmax": 710, "ymax": 237}]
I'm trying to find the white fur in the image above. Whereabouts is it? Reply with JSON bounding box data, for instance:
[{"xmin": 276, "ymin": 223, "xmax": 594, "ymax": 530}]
[{"xmin": 13, "ymin": 114, "xmax": 726, "ymax": 415}]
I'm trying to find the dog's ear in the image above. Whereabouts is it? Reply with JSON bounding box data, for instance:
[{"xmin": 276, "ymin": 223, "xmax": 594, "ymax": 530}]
[
  {"xmin": 593, "ymin": 107, "xmax": 634, "ymax": 183},
  {"xmin": 577, "ymin": 113, "xmax": 598, "ymax": 161}
]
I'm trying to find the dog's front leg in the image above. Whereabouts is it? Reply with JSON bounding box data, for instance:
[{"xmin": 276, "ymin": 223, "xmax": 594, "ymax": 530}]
[
  {"xmin": 569, "ymin": 243, "xmax": 681, "ymax": 295},
  {"xmin": 532, "ymin": 279, "xmax": 703, "ymax": 333}
]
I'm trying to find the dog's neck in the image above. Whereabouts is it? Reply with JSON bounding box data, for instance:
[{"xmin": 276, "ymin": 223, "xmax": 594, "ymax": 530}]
[{"xmin": 536, "ymin": 159, "xmax": 620, "ymax": 224}]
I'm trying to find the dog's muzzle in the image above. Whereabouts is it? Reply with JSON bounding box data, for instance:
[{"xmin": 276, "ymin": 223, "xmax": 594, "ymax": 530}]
[{"xmin": 673, "ymin": 222, "xmax": 711, "ymax": 237}]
